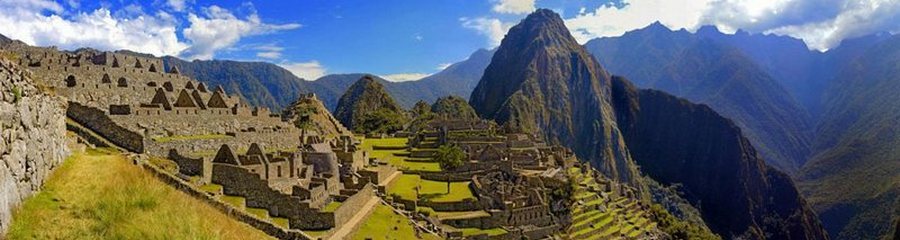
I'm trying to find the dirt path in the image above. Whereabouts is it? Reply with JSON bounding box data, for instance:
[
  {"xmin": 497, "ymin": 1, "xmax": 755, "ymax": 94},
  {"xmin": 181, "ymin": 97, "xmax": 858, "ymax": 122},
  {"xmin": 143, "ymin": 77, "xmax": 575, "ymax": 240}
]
[{"xmin": 328, "ymin": 196, "xmax": 379, "ymax": 239}]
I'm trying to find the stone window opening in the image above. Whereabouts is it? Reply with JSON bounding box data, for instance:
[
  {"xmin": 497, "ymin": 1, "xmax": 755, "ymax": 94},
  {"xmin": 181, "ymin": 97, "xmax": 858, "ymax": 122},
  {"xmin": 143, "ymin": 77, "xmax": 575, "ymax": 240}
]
[
  {"xmin": 101, "ymin": 73, "xmax": 111, "ymax": 84},
  {"xmin": 65, "ymin": 75, "xmax": 76, "ymax": 87},
  {"xmin": 117, "ymin": 77, "xmax": 128, "ymax": 87}
]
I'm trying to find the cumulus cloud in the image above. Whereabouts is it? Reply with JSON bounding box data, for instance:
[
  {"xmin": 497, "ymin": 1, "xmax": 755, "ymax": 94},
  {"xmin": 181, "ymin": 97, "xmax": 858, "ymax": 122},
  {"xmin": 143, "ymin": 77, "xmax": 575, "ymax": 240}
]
[
  {"xmin": 564, "ymin": 0, "xmax": 711, "ymax": 43},
  {"xmin": 764, "ymin": 0, "xmax": 900, "ymax": 50},
  {"xmin": 181, "ymin": 5, "xmax": 301, "ymax": 60},
  {"xmin": 0, "ymin": 0, "xmax": 299, "ymax": 60},
  {"xmin": 564, "ymin": 0, "xmax": 900, "ymax": 50},
  {"xmin": 492, "ymin": 0, "xmax": 536, "ymax": 14},
  {"xmin": 0, "ymin": 0, "xmax": 188, "ymax": 56},
  {"xmin": 379, "ymin": 73, "xmax": 430, "ymax": 82},
  {"xmin": 461, "ymin": 17, "xmax": 515, "ymax": 47},
  {"xmin": 281, "ymin": 61, "xmax": 327, "ymax": 80}
]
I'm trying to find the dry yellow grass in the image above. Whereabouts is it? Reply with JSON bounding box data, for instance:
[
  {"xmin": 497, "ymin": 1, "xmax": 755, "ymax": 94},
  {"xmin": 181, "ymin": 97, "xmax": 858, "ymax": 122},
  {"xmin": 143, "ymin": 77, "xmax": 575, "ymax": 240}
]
[{"xmin": 6, "ymin": 148, "xmax": 273, "ymax": 240}]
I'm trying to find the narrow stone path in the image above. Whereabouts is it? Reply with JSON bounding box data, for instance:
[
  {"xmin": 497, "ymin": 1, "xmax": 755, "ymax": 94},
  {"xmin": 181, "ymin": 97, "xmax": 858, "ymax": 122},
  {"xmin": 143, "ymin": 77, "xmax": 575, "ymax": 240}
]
[
  {"xmin": 328, "ymin": 196, "xmax": 379, "ymax": 239},
  {"xmin": 379, "ymin": 170, "xmax": 402, "ymax": 186}
]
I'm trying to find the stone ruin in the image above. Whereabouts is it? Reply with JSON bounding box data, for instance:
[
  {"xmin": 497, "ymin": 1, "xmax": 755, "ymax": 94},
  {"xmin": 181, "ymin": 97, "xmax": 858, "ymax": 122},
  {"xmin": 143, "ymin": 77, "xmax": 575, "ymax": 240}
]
[{"xmin": 0, "ymin": 42, "xmax": 378, "ymax": 234}]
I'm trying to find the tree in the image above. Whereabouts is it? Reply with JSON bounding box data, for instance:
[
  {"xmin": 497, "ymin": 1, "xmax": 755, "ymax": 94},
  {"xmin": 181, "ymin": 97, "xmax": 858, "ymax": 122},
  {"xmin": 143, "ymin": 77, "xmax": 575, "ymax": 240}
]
[{"xmin": 435, "ymin": 144, "xmax": 465, "ymax": 170}]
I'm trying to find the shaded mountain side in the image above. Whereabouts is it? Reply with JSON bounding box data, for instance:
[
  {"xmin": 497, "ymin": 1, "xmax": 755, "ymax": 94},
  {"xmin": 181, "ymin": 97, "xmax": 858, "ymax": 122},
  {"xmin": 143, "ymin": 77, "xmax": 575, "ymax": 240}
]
[
  {"xmin": 694, "ymin": 26, "xmax": 825, "ymax": 117},
  {"xmin": 800, "ymin": 35, "xmax": 900, "ymax": 240},
  {"xmin": 585, "ymin": 25, "xmax": 813, "ymax": 173},
  {"xmin": 611, "ymin": 77, "xmax": 828, "ymax": 239},
  {"xmin": 163, "ymin": 57, "xmax": 308, "ymax": 111},
  {"xmin": 469, "ymin": 9, "xmax": 642, "ymax": 187},
  {"xmin": 333, "ymin": 75, "xmax": 407, "ymax": 134}
]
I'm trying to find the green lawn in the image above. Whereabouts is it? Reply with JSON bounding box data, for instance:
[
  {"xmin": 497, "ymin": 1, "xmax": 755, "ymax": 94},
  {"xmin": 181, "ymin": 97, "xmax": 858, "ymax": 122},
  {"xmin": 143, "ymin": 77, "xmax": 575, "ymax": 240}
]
[
  {"xmin": 351, "ymin": 204, "xmax": 440, "ymax": 240},
  {"xmin": 6, "ymin": 148, "xmax": 272, "ymax": 240},
  {"xmin": 386, "ymin": 174, "xmax": 474, "ymax": 202}
]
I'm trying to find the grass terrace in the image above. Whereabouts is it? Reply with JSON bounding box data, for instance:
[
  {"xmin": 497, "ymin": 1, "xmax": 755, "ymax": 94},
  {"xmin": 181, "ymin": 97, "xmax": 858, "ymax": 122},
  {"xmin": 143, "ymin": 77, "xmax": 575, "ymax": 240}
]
[
  {"xmin": 460, "ymin": 227, "xmax": 508, "ymax": 237},
  {"xmin": 361, "ymin": 137, "xmax": 441, "ymax": 172},
  {"xmin": 322, "ymin": 201, "xmax": 343, "ymax": 213},
  {"xmin": 6, "ymin": 148, "xmax": 272, "ymax": 240},
  {"xmin": 351, "ymin": 204, "xmax": 441, "ymax": 240}
]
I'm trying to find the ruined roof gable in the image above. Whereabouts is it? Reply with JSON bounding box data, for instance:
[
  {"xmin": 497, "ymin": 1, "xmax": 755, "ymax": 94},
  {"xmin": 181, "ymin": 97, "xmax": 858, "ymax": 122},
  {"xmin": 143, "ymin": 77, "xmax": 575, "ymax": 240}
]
[
  {"xmin": 173, "ymin": 89, "xmax": 197, "ymax": 108},
  {"xmin": 207, "ymin": 90, "xmax": 229, "ymax": 108},
  {"xmin": 213, "ymin": 144, "xmax": 241, "ymax": 165}
]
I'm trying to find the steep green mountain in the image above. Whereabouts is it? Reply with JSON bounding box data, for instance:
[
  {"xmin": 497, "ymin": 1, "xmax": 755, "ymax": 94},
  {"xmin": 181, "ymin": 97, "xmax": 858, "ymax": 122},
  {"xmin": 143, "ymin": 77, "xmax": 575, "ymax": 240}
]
[
  {"xmin": 333, "ymin": 75, "xmax": 407, "ymax": 134},
  {"xmin": 799, "ymin": 35, "xmax": 900, "ymax": 240},
  {"xmin": 430, "ymin": 95, "xmax": 478, "ymax": 120},
  {"xmin": 163, "ymin": 57, "xmax": 308, "ymax": 111},
  {"xmin": 612, "ymin": 77, "xmax": 828, "ymax": 239},
  {"xmin": 469, "ymin": 9, "xmax": 642, "ymax": 186},
  {"xmin": 585, "ymin": 24, "xmax": 813, "ymax": 173}
]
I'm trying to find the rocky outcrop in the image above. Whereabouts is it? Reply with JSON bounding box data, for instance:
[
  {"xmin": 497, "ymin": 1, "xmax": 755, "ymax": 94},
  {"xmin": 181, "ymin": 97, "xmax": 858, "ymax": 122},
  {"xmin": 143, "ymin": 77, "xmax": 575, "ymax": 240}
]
[
  {"xmin": 0, "ymin": 58, "xmax": 68, "ymax": 233},
  {"xmin": 612, "ymin": 77, "xmax": 828, "ymax": 239},
  {"xmin": 469, "ymin": 9, "xmax": 641, "ymax": 187},
  {"xmin": 282, "ymin": 93, "xmax": 350, "ymax": 137}
]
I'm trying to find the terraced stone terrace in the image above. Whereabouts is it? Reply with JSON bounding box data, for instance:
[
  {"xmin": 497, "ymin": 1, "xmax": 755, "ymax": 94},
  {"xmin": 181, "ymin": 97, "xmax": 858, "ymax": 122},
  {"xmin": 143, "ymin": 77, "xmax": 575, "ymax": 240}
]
[
  {"xmin": 566, "ymin": 167, "xmax": 657, "ymax": 239},
  {"xmin": 361, "ymin": 137, "xmax": 442, "ymax": 172}
]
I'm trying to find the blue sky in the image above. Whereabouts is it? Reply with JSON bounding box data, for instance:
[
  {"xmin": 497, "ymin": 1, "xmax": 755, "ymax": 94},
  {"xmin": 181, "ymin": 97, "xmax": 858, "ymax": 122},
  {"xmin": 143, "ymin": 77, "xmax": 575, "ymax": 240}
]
[{"xmin": 1, "ymin": 0, "xmax": 899, "ymax": 81}]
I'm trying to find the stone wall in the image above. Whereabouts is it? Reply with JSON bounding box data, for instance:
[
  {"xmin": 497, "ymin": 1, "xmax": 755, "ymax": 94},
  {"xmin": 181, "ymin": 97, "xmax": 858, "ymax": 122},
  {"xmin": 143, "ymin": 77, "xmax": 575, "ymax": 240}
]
[
  {"xmin": 211, "ymin": 163, "xmax": 335, "ymax": 230},
  {"xmin": 0, "ymin": 58, "xmax": 69, "ymax": 234},
  {"xmin": 67, "ymin": 102, "xmax": 144, "ymax": 152}
]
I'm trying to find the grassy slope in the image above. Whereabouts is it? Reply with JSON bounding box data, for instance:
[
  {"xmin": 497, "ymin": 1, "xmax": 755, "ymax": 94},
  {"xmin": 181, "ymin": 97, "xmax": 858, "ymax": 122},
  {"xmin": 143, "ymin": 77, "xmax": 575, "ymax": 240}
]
[{"xmin": 6, "ymin": 148, "xmax": 272, "ymax": 240}]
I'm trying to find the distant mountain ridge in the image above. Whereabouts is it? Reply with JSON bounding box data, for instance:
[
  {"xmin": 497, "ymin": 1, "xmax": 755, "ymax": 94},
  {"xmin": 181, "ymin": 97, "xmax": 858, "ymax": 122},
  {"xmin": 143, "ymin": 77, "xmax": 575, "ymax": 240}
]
[
  {"xmin": 164, "ymin": 48, "xmax": 494, "ymax": 111},
  {"xmin": 584, "ymin": 23, "xmax": 814, "ymax": 173}
]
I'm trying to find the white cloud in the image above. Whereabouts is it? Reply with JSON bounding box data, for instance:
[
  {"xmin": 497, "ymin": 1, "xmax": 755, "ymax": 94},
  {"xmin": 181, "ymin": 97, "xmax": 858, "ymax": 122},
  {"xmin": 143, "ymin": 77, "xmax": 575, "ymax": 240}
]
[
  {"xmin": 492, "ymin": 0, "xmax": 536, "ymax": 14},
  {"xmin": 764, "ymin": 0, "xmax": 900, "ymax": 50},
  {"xmin": 380, "ymin": 73, "xmax": 430, "ymax": 82},
  {"xmin": 436, "ymin": 63, "xmax": 453, "ymax": 70},
  {"xmin": 564, "ymin": 0, "xmax": 900, "ymax": 50},
  {"xmin": 254, "ymin": 44, "xmax": 284, "ymax": 59},
  {"xmin": 0, "ymin": 0, "xmax": 188, "ymax": 56},
  {"xmin": 0, "ymin": 1, "xmax": 299, "ymax": 60},
  {"xmin": 461, "ymin": 17, "xmax": 515, "ymax": 47},
  {"xmin": 181, "ymin": 5, "xmax": 301, "ymax": 60},
  {"xmin": 281, "ymin": 61, "xmax": 326, "ymax": 80},
  {"xmin": 564, "ymin": 0, "xmax": 711, "ymax": 43},
  {"xmin": 167, "ymin": 0, "xmax": 191, "ymax": 12}
]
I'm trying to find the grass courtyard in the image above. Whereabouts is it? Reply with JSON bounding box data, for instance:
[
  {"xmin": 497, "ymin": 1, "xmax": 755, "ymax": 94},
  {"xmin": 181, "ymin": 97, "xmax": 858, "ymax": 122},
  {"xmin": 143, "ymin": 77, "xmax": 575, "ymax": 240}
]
[
  {"xmin": 351, "ymin": 204, "xmax": 441, "ymax": 240},
  {"xmin": 361, "ymin": 137, "xmax": 441, "ymax": 172},
  {"xmin": 6, "ymin": 148, "xmax": 272, "ymax": 240},
  {"xmin": 386, "ymin": 174, "xmax": 475, "ymax": 202}
]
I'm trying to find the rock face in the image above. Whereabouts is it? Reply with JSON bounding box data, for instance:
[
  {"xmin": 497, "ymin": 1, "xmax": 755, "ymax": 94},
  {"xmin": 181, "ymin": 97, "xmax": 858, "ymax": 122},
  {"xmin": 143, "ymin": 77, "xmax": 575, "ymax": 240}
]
[
  {"xmin": 0, "ymin": 58, "xmax": 69, "ymax": 233},
  {"xmin": 611, "ymin": 77, "xmax": 828, "ymax": 239},
  {"xmin": 469, "ymin": 9, "xmax": 641, "ymax": 186},
  {"xmin": 334, "ymin": 75, "xmax": 405, "ymax": 132}
]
